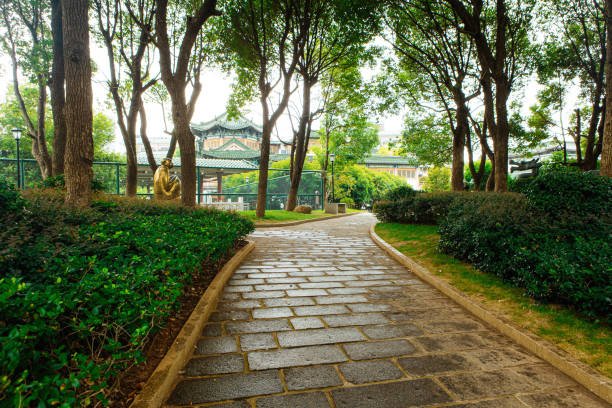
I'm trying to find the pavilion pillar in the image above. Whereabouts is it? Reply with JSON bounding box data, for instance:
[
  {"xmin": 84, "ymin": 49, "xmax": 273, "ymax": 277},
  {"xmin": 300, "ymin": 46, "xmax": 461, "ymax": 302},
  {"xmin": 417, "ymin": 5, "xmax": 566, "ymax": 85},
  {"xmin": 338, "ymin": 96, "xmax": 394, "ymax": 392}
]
[{"xmin": 216, "ymin": 171, "xmax": 223, "ymax": 202}]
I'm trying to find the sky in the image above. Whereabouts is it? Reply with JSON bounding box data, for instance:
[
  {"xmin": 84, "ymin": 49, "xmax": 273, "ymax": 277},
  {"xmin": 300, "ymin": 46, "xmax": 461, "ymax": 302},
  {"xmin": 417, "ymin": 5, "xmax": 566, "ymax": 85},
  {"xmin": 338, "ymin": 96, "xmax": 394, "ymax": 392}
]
[
  {"xmin": 0, "ymin": 40, "xmax": 406, "ymax": 154},
  {"xmin": 0, "ymin": 33, "xmax": 559, "ymax": 156}
]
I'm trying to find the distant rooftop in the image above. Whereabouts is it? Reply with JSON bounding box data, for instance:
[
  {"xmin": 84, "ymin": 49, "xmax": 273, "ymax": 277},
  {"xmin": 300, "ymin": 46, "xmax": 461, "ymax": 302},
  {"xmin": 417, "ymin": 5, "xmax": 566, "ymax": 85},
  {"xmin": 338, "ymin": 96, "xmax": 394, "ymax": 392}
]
[
  {"xmin": 192, "ymin": 112, "xmax": 263, "ymax": 134},
  {"xmin": 363, "ymin": 155, "xmax": 419, "ymax": 167},
  {"xmin": 136, "ymin": 153, "xmax": 258, "ymax": 171}
]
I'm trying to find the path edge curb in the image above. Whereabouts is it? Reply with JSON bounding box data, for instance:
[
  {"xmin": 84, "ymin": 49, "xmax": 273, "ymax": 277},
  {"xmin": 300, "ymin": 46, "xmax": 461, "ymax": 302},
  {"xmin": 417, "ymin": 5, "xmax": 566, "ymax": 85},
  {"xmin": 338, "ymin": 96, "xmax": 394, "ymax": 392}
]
[
  {"xmin": 255, "ymin": 211, "xmax": 358, "ymax": 228},
  {"xmin": 369, "ymin": 223, "xmax": 612, "ymax": 403},
  {"xmin": 130, "ymin": 240, "xmax": 255, "ymax": 408}
]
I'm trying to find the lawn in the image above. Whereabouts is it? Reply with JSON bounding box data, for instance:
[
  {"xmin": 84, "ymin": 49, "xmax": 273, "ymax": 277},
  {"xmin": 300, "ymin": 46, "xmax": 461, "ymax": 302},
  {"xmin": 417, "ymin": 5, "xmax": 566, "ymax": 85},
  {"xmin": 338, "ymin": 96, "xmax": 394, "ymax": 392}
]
[
  {"xmin": 375, "ymin": 222, "xmax": 612, "ymax": 378},
  {"xmin": 240, "ymin": 208, "xmax": 361, "ymax": 223}
]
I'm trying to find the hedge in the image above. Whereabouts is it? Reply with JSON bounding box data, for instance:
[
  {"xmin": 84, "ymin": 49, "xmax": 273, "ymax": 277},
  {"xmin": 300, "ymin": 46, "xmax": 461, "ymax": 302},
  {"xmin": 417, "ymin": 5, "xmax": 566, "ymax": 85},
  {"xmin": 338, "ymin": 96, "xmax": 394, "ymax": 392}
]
[
  {"xmin": 0, "ymin": 183, "xmax": 254, "ymax": 406},
  {"xmin": 374, "ymin": 172, "xmax": 612, "ymax": 322},
  {"xmin": 438, "ymin": 190, "xmax": 611, "ymax": 321},
  {"xmin": 373, "ymin": 191, "xmax": 457, "ymax": 224}
]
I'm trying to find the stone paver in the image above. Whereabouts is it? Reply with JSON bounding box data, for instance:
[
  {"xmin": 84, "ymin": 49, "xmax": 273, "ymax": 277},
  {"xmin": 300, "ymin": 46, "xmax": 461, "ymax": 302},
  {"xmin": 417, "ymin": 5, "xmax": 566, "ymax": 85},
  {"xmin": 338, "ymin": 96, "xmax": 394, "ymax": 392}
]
[{"xmin": 165, "ymin": 214, "xmax": 608, "ymax": 407}]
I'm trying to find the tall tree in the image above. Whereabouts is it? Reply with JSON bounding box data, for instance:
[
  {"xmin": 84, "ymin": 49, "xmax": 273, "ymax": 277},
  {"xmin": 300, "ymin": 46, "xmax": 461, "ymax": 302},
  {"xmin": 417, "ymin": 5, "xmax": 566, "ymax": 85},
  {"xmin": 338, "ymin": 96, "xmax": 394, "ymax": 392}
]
[
  {"xmin": 602, "ymin": 0, "xmax": 612, "ymax": 176},
  {"xmin": 539, "ymin": 0, "xmax": 606, "ymax": 170},
  {"xmin": 445, "ymin": 0, "xmax": 534, "ymax": 191},
  {"xmin": 222, "ymin": 0, "xmax": 306, "ymax": 217},
  {"xmin": 0, "ymin": 0, "xmax": 53, "ymax": 178},
  {"xmin": 50, "ymin": 0, "xmax": 66, "ymax": 175},
  {"xmin": 316, "ymin": 64, "xmax": 378, "ymax": 200},
  {"xmin": 62, "ymin": 0, "xmax": 94, "ymax": 206},
  {"xmin": 386, "ymin": 0, "xmax": 481, "ymax": 191},
  {"xmin": 93, "ymin": 0, "xmax": 157, "ymax": 196},
  {"xmin": 285, "ymin": 0, "xmax": 380, "ymax": 210},
  {"xmin": 155, "ymin": 0, "xmax": 220, "ymax": 206}
]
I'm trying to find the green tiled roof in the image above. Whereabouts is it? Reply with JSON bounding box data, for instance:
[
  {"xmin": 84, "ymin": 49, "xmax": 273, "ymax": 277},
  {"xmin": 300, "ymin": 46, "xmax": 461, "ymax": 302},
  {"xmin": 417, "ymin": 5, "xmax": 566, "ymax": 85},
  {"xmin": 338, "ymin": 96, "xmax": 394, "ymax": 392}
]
[
  {"xmin": 136, "ymin": 154, "xmax": 258, "ymax": 170},
  {"xmin": 191, "ymin": 112, "xmax": 263, "ymax": 133},
  {"xmin": 212, "ymin": 137, "xmax": 257, "ymax": 152},
  {"xmin": 362, "ymin": 155, "xmax": 418, "ymax": 166},
  {"xmin": 204, "ymin": 149, "xmax": 261, "ymax": 160}
]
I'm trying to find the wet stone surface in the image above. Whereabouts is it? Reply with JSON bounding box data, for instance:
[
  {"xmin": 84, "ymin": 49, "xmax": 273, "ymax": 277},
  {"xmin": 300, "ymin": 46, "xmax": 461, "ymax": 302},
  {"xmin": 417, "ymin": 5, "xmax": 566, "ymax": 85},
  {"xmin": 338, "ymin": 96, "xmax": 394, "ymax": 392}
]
[{"xmin": 164, "ymin": 214, "xmax": 608, "ymax": 407}]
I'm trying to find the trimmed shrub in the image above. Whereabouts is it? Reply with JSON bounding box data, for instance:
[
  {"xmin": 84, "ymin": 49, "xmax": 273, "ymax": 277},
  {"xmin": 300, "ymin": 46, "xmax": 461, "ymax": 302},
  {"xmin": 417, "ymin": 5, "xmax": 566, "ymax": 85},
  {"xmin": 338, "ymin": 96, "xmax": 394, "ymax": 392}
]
[
  {"xmin": 374, "ymin": 192, "xmax": 460, "ymax": 225},
  {"xmin": 438, "ymin": 179, "xmax": 611, "ymax": 321},
  {"xmin": 384, "ymin": 185, "xmax": 416, "ymax": 201},
  {"xmin": 522, "ymin": 170, "xmax": 611, "ymax": 222},
  {"xmin": 0, "ymin": 184, "xmax": 254, "ymax": 406}
]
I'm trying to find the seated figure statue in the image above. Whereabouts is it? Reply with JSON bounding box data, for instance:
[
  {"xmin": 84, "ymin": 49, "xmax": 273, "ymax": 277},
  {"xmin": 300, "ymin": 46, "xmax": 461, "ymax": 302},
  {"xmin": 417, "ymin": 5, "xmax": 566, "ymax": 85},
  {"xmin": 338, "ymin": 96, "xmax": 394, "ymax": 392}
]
[{"xmin": 153, "ymin": 158, "xmax": 181, "ymax": 200}]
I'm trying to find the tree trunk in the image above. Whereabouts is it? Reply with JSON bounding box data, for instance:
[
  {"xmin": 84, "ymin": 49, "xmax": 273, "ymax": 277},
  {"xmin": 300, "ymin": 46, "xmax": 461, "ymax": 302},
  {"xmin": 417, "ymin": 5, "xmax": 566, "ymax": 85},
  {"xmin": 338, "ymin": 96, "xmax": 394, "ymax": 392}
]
[
  {"xmin": 493, "ymin": 83, "xmax": 510, "ymax": 192},
  {"xmin": 287, "ymin": 79, "xmax": 312, "ymax": 210},
  {"xmin": 601, "ymin": 0, "xmax": 612, "ymax": 176},
  {"xmin": 62, "ymin": 0, "xmax": 94, "ymax": 207},
  {"xmin": 573, "ymin": 108, "xmax": 583, "ymax": 165},
  {"xmin": 172, "ymin": 97, "xmax": 197, "ymax": 206},
  {"xmin": 125, "ymin": 99, "xmax": 139, "ymax": 197},
  {"xmin": 582, "ymin": 82, "xmax": 604, "ymax": 170},
  {"xmin": 34, "ymin": 79, "xmax": 53, "ymax": 178},
  {"xmin": 256, "ymin": 119, "xmax": 272, "ymax": 217},
  {"xmin": 140, "ymin": 101, "xmax": 158, "ymax": 172},
  {"xmin": 451, "ymin": 94, "xmax": 468, "ymax": 191},
  {"xmin": 50, "ymin": 0, "xmax": 66, "ymax": 176}
]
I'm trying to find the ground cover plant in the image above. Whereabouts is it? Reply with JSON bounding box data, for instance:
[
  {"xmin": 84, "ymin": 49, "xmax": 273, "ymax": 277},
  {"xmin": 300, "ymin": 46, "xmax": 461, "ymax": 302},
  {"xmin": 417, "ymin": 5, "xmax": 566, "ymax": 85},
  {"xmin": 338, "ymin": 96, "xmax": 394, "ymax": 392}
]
[
  {"xmin": 0, "ymin": 182, "xmax": 254, "ymax": 406},
  {"xmin": 373, "ymin": 171, "xmax": 612, "ymax": 322},
  {"xmin": 374, "ymin": 222, "xmax": 612, "ymax": 377}
]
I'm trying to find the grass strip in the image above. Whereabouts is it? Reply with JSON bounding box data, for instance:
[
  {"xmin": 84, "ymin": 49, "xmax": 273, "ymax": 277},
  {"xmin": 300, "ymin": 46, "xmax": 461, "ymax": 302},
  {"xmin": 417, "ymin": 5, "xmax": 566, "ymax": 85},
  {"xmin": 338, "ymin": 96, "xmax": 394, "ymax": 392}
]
[{"xmin": 240, "ymin": 208, "xmax": 361, "ymax": 223}]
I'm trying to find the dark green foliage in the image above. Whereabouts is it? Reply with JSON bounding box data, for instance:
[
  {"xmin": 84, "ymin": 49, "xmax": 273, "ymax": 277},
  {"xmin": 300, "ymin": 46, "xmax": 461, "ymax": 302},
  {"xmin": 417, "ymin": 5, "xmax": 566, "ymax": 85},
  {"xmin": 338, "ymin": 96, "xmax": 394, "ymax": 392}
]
[
  {"xmin": 373, "ymin": 192, "xmax": 459, "ymax": 224},
  {"xmin": 0, "ymin": 180, "xmax": 25, "ymax": 218},
  {"xmin": 438, "ymin": 174, "xmax": 611, "ymax": 322},
  {"xmin": 383, "ymin": 185, "xmax": 416, "ymax": 201},
  {"xmin": 37, "ymin": 173, "xmax": 106, "ymax": 191},
  {"xmin": 0, "ymin": 183, "xmax": 254, "ymax": 406},
  {"xmin": 521, "ymin": 171, "xmax": 611, "ymax": 222}
]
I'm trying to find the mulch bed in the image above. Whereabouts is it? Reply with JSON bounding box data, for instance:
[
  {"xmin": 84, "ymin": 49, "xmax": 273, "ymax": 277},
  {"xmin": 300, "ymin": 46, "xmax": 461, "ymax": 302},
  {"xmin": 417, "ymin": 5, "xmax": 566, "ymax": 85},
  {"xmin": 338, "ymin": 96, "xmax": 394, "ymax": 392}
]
[{"xmin": 107, "ymin": 241, "xmax": 247, "ymax": 407}]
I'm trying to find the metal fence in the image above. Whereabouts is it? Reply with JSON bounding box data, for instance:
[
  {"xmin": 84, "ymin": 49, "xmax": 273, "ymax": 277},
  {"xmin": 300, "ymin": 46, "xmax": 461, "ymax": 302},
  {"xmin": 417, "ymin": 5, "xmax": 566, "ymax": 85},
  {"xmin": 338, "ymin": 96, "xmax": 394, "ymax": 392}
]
[{"xmin": 0, "ymin": 158, "xmax": 324, "ymax": 210}]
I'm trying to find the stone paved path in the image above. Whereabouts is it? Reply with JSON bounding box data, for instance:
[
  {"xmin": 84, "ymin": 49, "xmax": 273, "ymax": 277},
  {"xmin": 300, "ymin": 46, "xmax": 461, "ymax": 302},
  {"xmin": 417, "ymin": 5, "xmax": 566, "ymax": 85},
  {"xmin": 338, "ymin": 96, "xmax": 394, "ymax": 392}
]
[{"xmin": 165, "ymin": 214, "xmax": 607, "ymax": 408}]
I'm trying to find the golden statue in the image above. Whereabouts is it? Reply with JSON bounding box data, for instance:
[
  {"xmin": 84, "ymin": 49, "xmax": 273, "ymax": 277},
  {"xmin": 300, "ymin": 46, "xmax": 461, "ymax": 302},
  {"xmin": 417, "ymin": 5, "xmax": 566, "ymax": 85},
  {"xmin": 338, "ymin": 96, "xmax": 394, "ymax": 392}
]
[{"xmin": 153, "ymin": 158, "xmax": 181, "ymax": 200}]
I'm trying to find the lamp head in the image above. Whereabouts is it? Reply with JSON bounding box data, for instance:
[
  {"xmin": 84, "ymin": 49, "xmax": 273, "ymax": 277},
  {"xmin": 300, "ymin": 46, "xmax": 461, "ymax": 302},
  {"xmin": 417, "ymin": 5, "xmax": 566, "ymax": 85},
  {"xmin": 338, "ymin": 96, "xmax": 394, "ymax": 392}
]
[
  {"xmin": 12, "ymin": 128, "xmax": 22, "ymax": 140},
  {"xmin": 329, "ymin": 153, "xmax": 335, "ymax": 163}
]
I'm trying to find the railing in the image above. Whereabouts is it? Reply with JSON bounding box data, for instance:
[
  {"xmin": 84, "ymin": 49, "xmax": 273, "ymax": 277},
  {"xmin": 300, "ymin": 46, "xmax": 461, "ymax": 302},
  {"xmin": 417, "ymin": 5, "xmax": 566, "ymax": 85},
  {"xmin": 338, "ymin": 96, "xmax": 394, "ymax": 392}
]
[{"xmin": 1, "ymin": 158, "xmax": 324, "ymax": 210}]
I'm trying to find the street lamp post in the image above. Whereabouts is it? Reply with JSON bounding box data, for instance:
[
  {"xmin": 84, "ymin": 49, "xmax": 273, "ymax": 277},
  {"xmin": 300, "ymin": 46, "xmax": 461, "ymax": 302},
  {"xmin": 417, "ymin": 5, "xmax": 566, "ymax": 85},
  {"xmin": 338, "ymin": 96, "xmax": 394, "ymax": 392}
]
[
  {"xmin": 12, "ymin": 128, "xmax": 22, "ymax": 189},
  {"xmin": 329, "ymin": 153, "xmax": 335, "ymax": 203}
]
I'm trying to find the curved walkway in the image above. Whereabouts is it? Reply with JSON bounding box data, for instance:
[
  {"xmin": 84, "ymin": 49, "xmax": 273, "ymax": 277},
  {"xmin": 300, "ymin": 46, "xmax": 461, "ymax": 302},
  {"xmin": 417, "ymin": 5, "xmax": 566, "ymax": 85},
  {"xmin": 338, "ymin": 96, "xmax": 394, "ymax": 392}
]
[{"xmin": 165, "ymin": 214, "xmax": 606, "ymax": 407}]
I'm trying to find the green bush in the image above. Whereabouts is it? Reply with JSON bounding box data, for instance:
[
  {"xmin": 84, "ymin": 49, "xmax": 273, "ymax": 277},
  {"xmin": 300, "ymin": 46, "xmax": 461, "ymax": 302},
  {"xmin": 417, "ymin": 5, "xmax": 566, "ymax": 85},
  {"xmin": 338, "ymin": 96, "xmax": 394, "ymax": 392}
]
[
  {"xmin": 37, "ymin": 174, "xmax": 106, "ymax": 191},
  {"xmin": 522, "ymin": 171, "xmax": 611, "ymax": 222},
  {"xmin": 374, "ymin": 192, "xmax": 460, "ymax": 225},
  {"xmin": 0, "ymin": 184, "xmax": 254, "ymax": 406},
  {"xmin": 384, "ymin": 185, "xmax": 416, "ymax": 201},
  {"xmin": 334, "ymin": 165, "xmax": 406, "ymax": 207},
  {"xmin": 438, "ymin": 179, "xmax": 611, "ymax": 321}
]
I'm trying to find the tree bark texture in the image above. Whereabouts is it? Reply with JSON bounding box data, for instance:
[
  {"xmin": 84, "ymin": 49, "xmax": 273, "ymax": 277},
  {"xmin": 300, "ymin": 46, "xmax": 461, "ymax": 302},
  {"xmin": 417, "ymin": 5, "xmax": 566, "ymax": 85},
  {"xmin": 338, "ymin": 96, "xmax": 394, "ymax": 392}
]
[
  {"xmin": 287, "ymin": 79, "xmax": 313, "ymax": 210},
  {"xmin": 256, "ymin": 120, "xmax": 272, "ymax": 217},
  {"xmin": 50, "ymin": 0, "xmax": 66, "ymax": 175},
  {"xmin": 601, "ymin": 0, "xmax": 612, "ymax": 176},
  {"xmin": 62, "ymin": 0, "xmax": 94, "ymax": 207},
  {"xmin": 451, "ymin": 93, "xmax": 469, "ymax": 191},
  {"xmin": 139, "ymin": 101, "xmax": 158, "ymax": 172}
]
